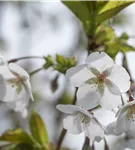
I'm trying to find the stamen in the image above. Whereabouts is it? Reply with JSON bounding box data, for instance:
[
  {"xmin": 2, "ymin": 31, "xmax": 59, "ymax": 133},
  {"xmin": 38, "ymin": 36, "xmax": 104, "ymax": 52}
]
[
  {"xmin": 126, "ymin": 104, "xmax": 135, "ymax": 121},
  {"xmin": 75, "ymin": 112, "xmax": 90, "ymax": 124}
]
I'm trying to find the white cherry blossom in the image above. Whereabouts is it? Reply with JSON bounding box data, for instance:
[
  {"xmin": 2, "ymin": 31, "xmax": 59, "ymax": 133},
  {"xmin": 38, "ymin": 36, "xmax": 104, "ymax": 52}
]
[
  {"xmin": 57, "ymin": 104, "xmax": 107, "ymax": 142},
  {"xmin": 66, "ymin": 52, "xmax": 130, "ymax": 109},
  {"xmin": 0, "ymin": 56, "xmax": 33, "ymax": 117},
  {"xmin": 107, "ymin": 101, "xmax": 135, "ymax": 136}
]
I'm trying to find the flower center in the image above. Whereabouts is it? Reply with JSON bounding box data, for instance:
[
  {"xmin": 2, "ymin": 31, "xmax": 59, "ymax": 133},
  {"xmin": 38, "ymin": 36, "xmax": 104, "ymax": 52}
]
[
  {"xmin": 75, "ymin": 112, "xmax": 90, "ymax": 124},
  {"xmin": 97, "ymin": 74, "xmax": 105, "ymax": 83},
  {"xmin": 8, "ymin": 76, "xmax": 26, "ymax": 94},
  {"xmin": 126, "ymin": 104, "xmax": 135, "ymax": 121}
]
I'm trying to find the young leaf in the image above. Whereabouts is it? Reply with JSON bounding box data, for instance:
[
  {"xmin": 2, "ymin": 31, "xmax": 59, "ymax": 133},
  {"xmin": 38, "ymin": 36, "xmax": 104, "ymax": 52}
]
[
  {"xmin": 7, "ymin": 144, "xmax": 33, "ymax": 150},
  {"xmin": 96, "ymin": 1, "xmax": 134, "ymax": 23},
  {"xmin": 0, "ymin": 129, "xmax": 35, "ymax": 145},
  {"xmin": 62, "ymin": 1, "xmax": 95, "ymax": 34},
  {"xmin": 56, "ymin": 54, "xmax": 65, "ymax": 65},
  {"xmin": 29, "ymin": 111, "xmax": 49, "ymax": 146}
]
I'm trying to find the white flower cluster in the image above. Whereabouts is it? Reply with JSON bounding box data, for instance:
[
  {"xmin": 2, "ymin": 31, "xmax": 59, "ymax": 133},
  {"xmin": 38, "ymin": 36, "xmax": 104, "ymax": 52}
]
[
  {"xmin": 57, "ymin": 52, "xmax": 133, "ymax": 143},
  {"xmin": 0, "ymin": 54, "xmax": 33, "ymax": 118}
]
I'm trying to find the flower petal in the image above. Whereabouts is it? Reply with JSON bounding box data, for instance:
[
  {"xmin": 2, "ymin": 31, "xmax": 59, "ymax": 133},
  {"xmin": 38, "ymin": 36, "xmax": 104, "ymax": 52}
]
[
  {"xmin": 9, "ymin": 63, "xmax": 29, "ymax": 78},
  {"xmin": 100, "ymin": 87, "xmax": 121, "ymax": 109},
  {"xmin": 56, "ymin": 104, "xmax": 81, "ymax": 115},
  {"xmin": 85, "ymin": 52, "xmax": 114, "ymax": 72},
  {"xmin": 106, "ymin": 79, "xmax": 121, "ymax": 95},
  {"xmin": 0, "ymin": 75, "xmax": 6, "ymax": 100},
  {"xmin": 87, "ymin": 119, "xmax": 105, "ymax": 142},
  {"xmin": 66, "ymin": 64, "xmax": 94, "ymax": 87},
  {"xmin": 115, "ymin": 101, "xmax": 134, "ymax": 118},
  {"xmin": 0, "ymin": 65, "xmax": 14, "ymax": 79},
  {"xmin": 57, "ymin": 104, "xmax": 93, "ymax": 119},
  {"xmin": 63, "ymin": 115, "xmax": 85, "ymax": 134},
  {"xmin": 24, "ymin": 80, "xmax": 34, "ymax": 101},
  {"xmin": 21, "ymin": 109, "xmax": 28, "ymax": 118},
  {"xmin": 2, "ymin": 82, "xmax": 28, "ymax": 102},
  {"xmin": 0, "ymin": 55, "xmax": 7, "ymax": 66},
  {"xmin": 115, "ymin": 112, "xmax": 127, "ymax": 134},
  {"xmin": 106, "ymin": 121, "xmax": 117, "ymax": 135},
  {"xmin": 77, "ymin": 85, "xmax": 101, "ymax": 110},
  {"xmin": 6, "ymin": 94, "xmax": 29, "ymax": 112},
  {"xmin": 86, "ymin": 67, "xmax": 100, "ymax": 76},
  {"xmin": 107, "ymin": 65, "xmax": 131, "ymax": 93},
  {"xmin": 103, "ymin": 66, "xmax": 114, "ymax": 77}
]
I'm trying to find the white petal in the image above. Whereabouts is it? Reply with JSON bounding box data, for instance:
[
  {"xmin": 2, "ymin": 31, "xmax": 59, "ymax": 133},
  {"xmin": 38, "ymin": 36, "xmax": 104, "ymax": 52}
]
[
  {"xmin": 9, "ymin": 63, "xmax": 29, "ymax": 78},
  {"xmin": 56, "ymin": 104, "xmax": 81, "ymax": 115},
  {"xmin": 106, "ymin": 121, "xmax": 120, "ymax": 135},
  {"xmin": 126, "ymin": 130, "xmax": 135, "ymax": 139},
  {"xmin": 2, "ymin": 82, "xmax": 28, "ymax": 102},
  {"xmin": 126, "ymin": 116, "xmax": 135, "ymax": 132},
  {"xmin": 106, "ymin": 79, "xmax": 121, "ymax": 95},
  {"xmin": 0, "ymin": 55, "xmax": 7, "ymax": 66},
  {"xmin": 103, "ymin": 66, "xmax": 114, "ymax": 77},
  {"xmin": 115, "ymin": 102, "xmax": 134, "ymax": 118},
  {"xmin": 0, "ymin": 75, "xmax": 6, "ymax": 100},
  {"xmin": 24, "ymin": 80, "xmax": 34, "ymax": 101},
  {"xmin": 115, "ymin": 112, "xmax": 127, "ymax": 134},
  {"xmin": 63, "ymin": 115, "xmax": 85, "ymax": 134},
  {"xmin": 100, "ymin": 87, "xmax": 121, "ymax": 109},
  {"xmin": 85, "ymin": 52, "xmax": 114, "ymax": 72},
  {"xmin": 57, "ymin": 104, "xmax": 93, "ymax": 119},
  {"xmin": 86, "ymin": 66, "xmax": 100, "ymax": 76},
  {"xmin": 0, "ymin": 65, "xmax": 14, "ymax": 79},
  {"xmin": 21, "ymin": 109, "xmax": 28, "ymax": 118},
  {"xmin": 107, "ymin": 65, "xmax": 131, "ymax": 93},
  {"xmin": 77, "ymin": 85, "xmax": 101, "ymax": 110},
  {"xmin": 66, "ymin": 64, "xmax": 94, "ymax": 87},
  {"xmin": 6, "ymin": 94, "xmax": 29, "ymax": 111},
  {"xmin": 87, "ymin": 119, "xmax": 105, "ymax": 142}
]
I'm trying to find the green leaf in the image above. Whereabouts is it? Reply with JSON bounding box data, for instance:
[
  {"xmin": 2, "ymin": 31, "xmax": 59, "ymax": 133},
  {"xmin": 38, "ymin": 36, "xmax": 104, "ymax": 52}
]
[
  {"xmin": 96, "ymin": 1, "xmax": 134, "ymax": 23},
  {"xmin": 44, "ymin": 55, "xmax": 54, "ymax": 69},
  {"xmin": 62, "ymin": 1, "xmax": 96, "ymax": 34},
  {"xmin": 56, "ymin": 54, "xmax": 66, "ymax": 65},
  {"xmin": 63, "ymin": 1, "xmax": 134, "ymax": 34},
  {"xmin": 105, "ymin": 41, "xmax": 135, "ymax": 58},
  {"xmin": 0, "ymin": 129, "xmax": 35, "ymax": 145},
  {"xmin": 29, "ymin": 111, "xmax": 48, "ymax": 146},
  {"xmin": 95, "ymin": 25, "xmax": 116, "ymax": 45},
  {"xmin": 7, "ymin": 144, "xmax": 33, "ymax": 150},
  {"xmin": 96, "ymin": 0, "xmax": 109, "ymax": 4},
  {"xmin": 119, "ymin": 32, "xmax": 129, "ymax": 42}
]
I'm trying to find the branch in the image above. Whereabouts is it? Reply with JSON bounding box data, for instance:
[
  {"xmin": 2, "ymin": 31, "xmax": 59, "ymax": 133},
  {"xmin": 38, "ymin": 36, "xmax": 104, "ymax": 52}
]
[
  {"xmin": 29, "ymin": 67, "xmax": 44, "ymax": 77},
  {"xmin": 8, "ymin": 56, "xmax": 44, "ymax": 63},
  {"xmin": 56, "ymin": 87, "xmax": 78, "ymax": 150}
]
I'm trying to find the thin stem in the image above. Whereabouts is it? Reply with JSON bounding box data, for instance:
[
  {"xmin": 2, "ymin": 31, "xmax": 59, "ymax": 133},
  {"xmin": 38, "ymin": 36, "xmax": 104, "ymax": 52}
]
[
  {"xmin": 82, "ymin": 137, "xmax": 91, "ymax": 150},
  {"xmin": 72, "ymin": 87, "xmax": 78, "ymax": 105},
  {"xmin": 29, "ymin": 67, "xmax": 43, "ymax": 76},
  {"xmin": 121, "ymin": 96, "xmax": 124, "ymax": 106},
  {"xmin": 104, "ymin": 138, "xmax": 109, "ymax": 150},
  {"xmin": 56, "ymin": 129, "xmax": 67, "ymax": 150},
  {"xmin": 8, "ymin": 56, "xmax": 44, "ymax": 63},
  {"xmin": 128, "ymin": 89, "xmax": 134, "ymax": 102},
  {"xmin": 122, "ymin": 53, "xmax": 134, "ymax": 83},
  {"xmin": 56, "ymin": 87, "xmax": 78, "ymax": 150}
]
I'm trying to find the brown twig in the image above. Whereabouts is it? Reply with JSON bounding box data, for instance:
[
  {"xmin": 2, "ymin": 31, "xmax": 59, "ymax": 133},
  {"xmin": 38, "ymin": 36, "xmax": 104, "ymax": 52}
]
[
  {"xmin": 122, "ymin": 53, "xmax": 134, "ymax": 84},
  {"xmin": 56, "ymin": 128, "xmax": 67, "ymax": 150},
  {"xmin": 82, "ymin": 137, "xmax": 91, "ymax": 150},
  {"xmin": 55, "ymin": 87, "xmax": 78, "ymax": 150},
  {"xmin": 104, "ymin": 138, "xmax": 109, "ymax": 150},
  {"xmin": 8, "ymin": 56, "xmax": 43, "ymax": 63}
]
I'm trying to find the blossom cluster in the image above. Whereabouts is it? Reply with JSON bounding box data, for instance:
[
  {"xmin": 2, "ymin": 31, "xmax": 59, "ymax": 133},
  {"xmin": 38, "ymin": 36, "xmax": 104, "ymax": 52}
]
[
  {"xmin": 0, "ymin": 54, "xmax": 33, "ymax": 118},
  {"xmin": 57, "ymin": 52, "xmax": 134, "ymax": 143}
]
